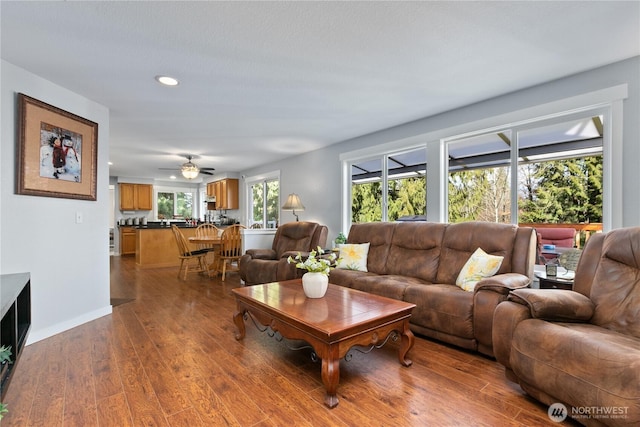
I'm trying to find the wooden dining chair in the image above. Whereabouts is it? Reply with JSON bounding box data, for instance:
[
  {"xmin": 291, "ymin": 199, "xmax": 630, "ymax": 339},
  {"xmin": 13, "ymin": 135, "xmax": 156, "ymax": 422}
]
[
  {"xmin": 171, "ymin": 225, "xmax": 210, "ymax": 280},
  {"xmin": 196, "ymin": 223, "xmax": 220, "ymax": 268},
  {"xmin": 218, "ymin": 224, "xmax": 246, "ymax": 281}
]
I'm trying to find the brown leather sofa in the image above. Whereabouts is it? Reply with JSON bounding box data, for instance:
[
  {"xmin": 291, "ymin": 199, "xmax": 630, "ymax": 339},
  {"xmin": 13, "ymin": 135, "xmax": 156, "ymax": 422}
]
[
  {"xmin": 493, "ymin": 227, "xmax": 640, "ymax": 426},
  {"xmin": 329, "ymin": 221, "xmax": 536, "ymax": 357},
  {"xmin": 239, "ymin": 221, "xmax": 328, "ymax": 285}
]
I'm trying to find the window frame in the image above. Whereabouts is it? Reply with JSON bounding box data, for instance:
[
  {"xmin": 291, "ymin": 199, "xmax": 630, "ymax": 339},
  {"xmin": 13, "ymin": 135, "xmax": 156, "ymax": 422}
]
[
  {"xmin": 245, "ymin": 170, "xmax": 280, "ymax": 229},
  {"xmin": 341, "ymin": 84, "xmax": 627, "ymax": 233},
  {"xmin": 154, "ymin": 186, "xmax": 197, "ymax": 220}
]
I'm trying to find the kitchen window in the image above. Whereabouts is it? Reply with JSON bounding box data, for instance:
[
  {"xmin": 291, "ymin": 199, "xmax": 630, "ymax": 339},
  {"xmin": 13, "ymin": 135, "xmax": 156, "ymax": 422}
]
[{"xmin": 157, "ymin": 191, "xmax": 194, "ymax": 219}]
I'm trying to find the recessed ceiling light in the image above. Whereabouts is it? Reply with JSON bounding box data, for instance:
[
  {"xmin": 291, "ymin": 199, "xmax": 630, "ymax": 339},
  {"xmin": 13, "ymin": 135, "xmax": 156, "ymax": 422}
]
[
  {"xmin": 155, "ymin": 75, "xmax": 179, "ymax": 86},
  {"xmin": 170, "ymin": 175, "xmax": 177, "ymax": 180}
]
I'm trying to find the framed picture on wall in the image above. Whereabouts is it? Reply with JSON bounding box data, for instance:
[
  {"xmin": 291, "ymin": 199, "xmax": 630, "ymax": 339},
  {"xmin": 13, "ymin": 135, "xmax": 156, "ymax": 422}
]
[{"xmin": 16, "ymin": 93, "xmax": 98, "ymax": 201}]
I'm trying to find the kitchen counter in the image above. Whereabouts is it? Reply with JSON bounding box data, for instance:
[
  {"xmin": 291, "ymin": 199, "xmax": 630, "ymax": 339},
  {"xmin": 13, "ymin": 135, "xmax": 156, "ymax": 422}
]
[{"xmin": 135, "ymin": 226, "xmax": 199, "ymax": 269}]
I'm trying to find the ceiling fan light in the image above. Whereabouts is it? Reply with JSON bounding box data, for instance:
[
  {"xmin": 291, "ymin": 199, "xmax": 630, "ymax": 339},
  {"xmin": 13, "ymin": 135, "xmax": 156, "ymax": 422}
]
[{"xmin": 181, "ymin": 161, "xmax": 199, "ymax": 179}]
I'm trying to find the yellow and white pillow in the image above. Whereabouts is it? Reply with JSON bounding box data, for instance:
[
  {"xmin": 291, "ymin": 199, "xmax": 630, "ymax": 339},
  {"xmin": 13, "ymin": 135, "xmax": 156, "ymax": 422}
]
[
  {"xmin": 336, "ymin": 243, "xmax": 370, "ymax": 272},
  {"xmin": 456, "ymin": 248, "xmax": 504, "ymax": 292}
]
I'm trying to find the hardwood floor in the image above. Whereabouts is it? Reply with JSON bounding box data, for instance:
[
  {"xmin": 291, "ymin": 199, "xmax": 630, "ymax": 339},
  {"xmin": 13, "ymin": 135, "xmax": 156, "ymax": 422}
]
[{"xmin": 2, "ymin": 256, "xmax": 580, "ymax": 426}]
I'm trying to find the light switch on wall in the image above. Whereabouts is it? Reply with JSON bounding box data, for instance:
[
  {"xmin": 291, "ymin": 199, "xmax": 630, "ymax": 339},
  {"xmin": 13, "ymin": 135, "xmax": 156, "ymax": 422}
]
[{"xmin": 76, "ymin": 211, "xmax": 83, "ymax": 224}]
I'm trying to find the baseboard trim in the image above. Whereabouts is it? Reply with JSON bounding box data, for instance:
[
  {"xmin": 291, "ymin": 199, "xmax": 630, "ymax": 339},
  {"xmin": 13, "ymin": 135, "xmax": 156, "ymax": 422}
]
[{"xmin": 25, "ymin": 305, "xmax": 113, "ymax": 345}]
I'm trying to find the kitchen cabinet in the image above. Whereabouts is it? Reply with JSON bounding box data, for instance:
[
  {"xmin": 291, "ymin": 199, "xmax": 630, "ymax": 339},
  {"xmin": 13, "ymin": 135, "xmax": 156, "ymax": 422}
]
[
  {"xmin": 119, "ymin": 184, "xmax": 153, "ymax": 210},
  {"xmin": 120, "ymin": 226, "xmax": 137, "ymax": 255},
  {"xmin": 206, "ymin": 178, "xmax": 238, "ymax": 210}
]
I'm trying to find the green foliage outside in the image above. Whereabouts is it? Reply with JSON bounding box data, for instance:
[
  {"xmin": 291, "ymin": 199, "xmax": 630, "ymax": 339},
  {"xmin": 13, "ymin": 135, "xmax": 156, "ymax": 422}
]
[
  {"xmin": 252, "ymin": 180, "xmax": 279, "ymax": 227},
  {"xmin": 352, "ymin": 181, "xmax": 382, "ymax": 223},
  {"xmin": 158, "ymin": 192, "xmax": 193, "ymax": 219},
  {"xmin": 351, "ymin": 157, "xmax": 602, "ymax": 226},
  {"xmin": 352, "ymin": 176, "xmax": 426, "ymax": 223},
  {"xmin": 518, "ymin": 157, "xmax": 602, "ymax": 223},
  {"xmin": 448, "ymin": 168, "xmax": 511, "ymax": 223},
  {"xmin": 448, "ymin": 156, "xmax": 602, "ymax": 224},
  {"xmin": 157, "ymin": 192, "xmax": 174, "ymax": 219}
]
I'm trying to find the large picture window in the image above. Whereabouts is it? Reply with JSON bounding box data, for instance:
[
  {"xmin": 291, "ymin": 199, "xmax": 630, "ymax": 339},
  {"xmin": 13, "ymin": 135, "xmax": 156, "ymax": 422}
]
[
  {"xmin": 446, "ymin": 115, "xmax": 604, "ymax": 245},
  {"xmin": 342, "ymin": 86, "xmax": 624, "ymax": 235},
  {"xmin": 350, "ymin": 147, "xmax": 426, "ymax": 223}
]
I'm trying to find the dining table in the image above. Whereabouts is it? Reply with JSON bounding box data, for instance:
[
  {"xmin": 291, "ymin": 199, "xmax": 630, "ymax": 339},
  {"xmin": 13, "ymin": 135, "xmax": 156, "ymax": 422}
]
[{"xmin": 188, "ymin": 235, "xmax": 222, "ymax": 276}]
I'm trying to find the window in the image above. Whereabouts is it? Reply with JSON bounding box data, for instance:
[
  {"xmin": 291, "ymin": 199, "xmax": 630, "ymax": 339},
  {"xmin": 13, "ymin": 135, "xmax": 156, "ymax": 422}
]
[
  {"xmin": 341, "ymin": 85, "xmax": 625, "ymax": 235},
  {"xmin": 448, "ymin": 131, "xmax": 513, "ymax": 223},
  {"xmin": 350, "ymin": 147, "xmax": 426, "ymax": 223},
  {"xmin": 157, "ymin": 191, "xmax": 194, "ymax": 219},
  {"xmin": 446, "ymin": 116, "xmax": 603, "ymax": 231},
  {"xmin": 247, "ymin": 173, "xmax": 279, "ymax": 228}
]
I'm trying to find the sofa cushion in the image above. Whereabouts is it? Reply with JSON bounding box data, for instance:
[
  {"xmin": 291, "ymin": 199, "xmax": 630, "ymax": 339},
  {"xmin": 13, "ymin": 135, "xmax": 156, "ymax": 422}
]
[
  {"xmin": 589, "ymin": 227, "xmax": 640, "ymax": 339},
  {"xmin": 350, "ymin": 274, "xmax": 425, "ymax": 301},
  {"xmin": 336, "ymin": 242, "xmax": 370, "ymax": 271},
  {"xmin": 328, "ymin": 268, "xmax": 371, "ymax": 288},
  {"xmin": 404, "ymin": 284, "xmax": 475, "ymax": 340},
  {"xmin": 384, "ymin": 222, "xmax": 446, "ymax": 282},
  {"xmin": 456, "ymin": 248, "xmax": 503, "ymax": 292},
  {"xmin": 346, "ymin": 223, "xmax": 395, "ymax": 274},
  {"xmin": 436, "ymin": 222, "xmax": 517, "ymax": 285},
  {"xmin": 511, "ymin": 320, "xmax": 640, "ymax": 422}
]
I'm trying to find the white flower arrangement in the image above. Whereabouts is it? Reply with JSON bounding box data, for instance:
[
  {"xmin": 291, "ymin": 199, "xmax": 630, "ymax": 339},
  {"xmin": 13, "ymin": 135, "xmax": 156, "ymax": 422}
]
[{"xmin": 287, "ymin": 246, "xmax": 337, "ymax": 275}]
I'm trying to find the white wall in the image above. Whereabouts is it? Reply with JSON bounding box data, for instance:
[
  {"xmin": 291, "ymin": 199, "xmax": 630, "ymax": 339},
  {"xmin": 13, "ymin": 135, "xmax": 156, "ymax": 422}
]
[
  {"xmin": 240, "ymin": 56, "xmax": 640, "ymax": 242},
  {"xmin": 1, "ymin": 60, "xmax": 111, "ymax": 344}
]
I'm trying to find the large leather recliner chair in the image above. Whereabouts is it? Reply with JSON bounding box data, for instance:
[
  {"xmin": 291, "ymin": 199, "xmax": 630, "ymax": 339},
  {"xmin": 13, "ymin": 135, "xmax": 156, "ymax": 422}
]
[
  {"xmin": 493, "ymin": 227, "xmax": 640, "ymax": 426},
  {"xmin": 239, "ymin": 221, "xmax": 328, "ymax": 285}
]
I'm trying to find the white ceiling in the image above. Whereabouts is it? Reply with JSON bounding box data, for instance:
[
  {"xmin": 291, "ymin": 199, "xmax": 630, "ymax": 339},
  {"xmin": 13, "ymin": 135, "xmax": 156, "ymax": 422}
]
[{"xmin": 2, "ymin": 1, "xmax": 639, "ymax": 183}]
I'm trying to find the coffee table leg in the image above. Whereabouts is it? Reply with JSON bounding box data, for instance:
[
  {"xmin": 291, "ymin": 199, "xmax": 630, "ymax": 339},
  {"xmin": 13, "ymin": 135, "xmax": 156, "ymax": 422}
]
[
  {"xmin": 398, "ymin": 321, "xmax": 415, "ymax": 367},
  {"xmin": 233, "ymin": 309, "xmax": 246, "ymax": 340},
  {"xmin": 321, "ymin": 357, "xmax": 340, "ymax": 408}
]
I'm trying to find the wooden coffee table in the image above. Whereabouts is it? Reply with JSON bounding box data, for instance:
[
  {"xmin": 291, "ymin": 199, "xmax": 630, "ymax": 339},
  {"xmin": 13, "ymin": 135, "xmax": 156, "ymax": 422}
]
[{"xmin": 232, "ymin": 279, "xmax": 416, "ymax": 408}]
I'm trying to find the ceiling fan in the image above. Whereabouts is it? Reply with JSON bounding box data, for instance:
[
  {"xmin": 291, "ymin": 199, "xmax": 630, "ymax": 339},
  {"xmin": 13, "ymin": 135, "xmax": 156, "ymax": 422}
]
[{"xmin": 159, "ymin": 155, "xmax": 215, "ymax": 179}]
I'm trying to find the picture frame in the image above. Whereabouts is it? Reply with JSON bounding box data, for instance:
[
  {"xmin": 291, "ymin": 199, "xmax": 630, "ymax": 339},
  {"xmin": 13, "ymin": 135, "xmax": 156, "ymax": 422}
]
[{"xmin": 16, "ymin": 93, "xmax": 98, "ymax": 201}]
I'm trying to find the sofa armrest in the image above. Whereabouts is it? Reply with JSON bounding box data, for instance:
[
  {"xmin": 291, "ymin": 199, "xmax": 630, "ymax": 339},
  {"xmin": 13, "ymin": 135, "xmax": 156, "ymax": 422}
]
[
  {"xmin": 246, "ymin": 248, "xmax": 277, "ymax": 260},
  {"xmin": 475, "ymin": 273, "xmax": 531, "ymax": 295},
  {"xmin": 508, "ymin": 288, "xmax": 595, "ymax": 322}
]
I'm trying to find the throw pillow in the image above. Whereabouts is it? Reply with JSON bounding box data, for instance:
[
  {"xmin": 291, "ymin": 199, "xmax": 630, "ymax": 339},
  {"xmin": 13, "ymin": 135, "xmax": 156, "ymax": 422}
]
[
  {"xmin": 336, "ymin": 243, "xmax": 370, "ymax": 272},
  {"xmin": 456, "ymin": 248, "xmax": 504, "ymax": 292}
]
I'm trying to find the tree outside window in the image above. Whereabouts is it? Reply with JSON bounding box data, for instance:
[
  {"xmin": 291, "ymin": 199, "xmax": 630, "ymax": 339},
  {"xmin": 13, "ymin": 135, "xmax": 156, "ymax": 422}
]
[
  {"xmin": 351, "ymin": 148, "xmax": 426, "ymax": 223},
  {"xmin": 249, "ymin": 178, "xmax": 279, "ymax": 228},
  {"xmin": 157, "ymin": 191, "xmax": 193, "ymax": 219}
]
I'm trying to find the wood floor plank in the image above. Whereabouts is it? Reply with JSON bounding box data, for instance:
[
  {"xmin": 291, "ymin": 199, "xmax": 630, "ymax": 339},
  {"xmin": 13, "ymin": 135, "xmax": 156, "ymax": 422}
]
[
  {"xmin": 62, "ymin": 349, "xmax": 98, "ymax": 427},
  {"xmin": 0, "ymin": 256, "xmax": 583, "ymax": 426},
  {"xmin": 96, "ymin": 392, "xmax": 134, "ymax": 427}
]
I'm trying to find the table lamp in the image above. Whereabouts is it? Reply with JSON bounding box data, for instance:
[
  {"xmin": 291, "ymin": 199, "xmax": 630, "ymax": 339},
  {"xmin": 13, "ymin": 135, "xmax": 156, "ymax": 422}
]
[{"xmin": 282, "ymin": 193, "xmax": 305, "ymax": 221}]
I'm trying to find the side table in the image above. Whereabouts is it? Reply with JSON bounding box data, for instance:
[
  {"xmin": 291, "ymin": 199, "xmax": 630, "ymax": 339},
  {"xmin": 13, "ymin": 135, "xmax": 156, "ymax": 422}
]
[
  {"xmin": 534, "ymin": 265, "xmax": 574, "ymax": 290},
  {"xmin": 539, "ymin": 276, "xmax": 573, "ymax": 290}
]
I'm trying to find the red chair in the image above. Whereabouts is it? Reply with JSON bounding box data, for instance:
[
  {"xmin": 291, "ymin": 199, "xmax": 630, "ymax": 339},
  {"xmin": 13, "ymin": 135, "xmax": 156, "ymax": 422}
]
[{"xmin": 536, "ymin": 227, "xmax": 576, "ymax": 263}]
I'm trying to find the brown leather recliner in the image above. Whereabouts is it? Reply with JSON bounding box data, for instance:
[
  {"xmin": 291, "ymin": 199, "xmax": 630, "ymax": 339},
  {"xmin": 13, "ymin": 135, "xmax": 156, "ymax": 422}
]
[
  {"xmin": 239, "ymin": 221, "xmax": 328, "ymax": 285},
  {"xmin": 493, "ymin": 227, "xmax": 640, "ymax": 426}
]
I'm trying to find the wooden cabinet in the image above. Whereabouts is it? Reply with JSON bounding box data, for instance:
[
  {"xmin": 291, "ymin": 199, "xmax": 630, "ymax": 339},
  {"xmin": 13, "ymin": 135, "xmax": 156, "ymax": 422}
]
[
  {"xmin": 1, "ymin": 273, "xmax": 31, "ymax": 399},
  {"xmin": 206, "ymin": 178, "xmax": 238, "ymax": 210},
  {"xmin": 136, "ymin": 185, "xmax": 153, "ymax": 210},
  {"xmin": 119, "ymin": 184, "xmax": 153, "ymax": 210},
  {"xmin": 120, "ymin": 226, "xmax": 137, "ymax": 255}
]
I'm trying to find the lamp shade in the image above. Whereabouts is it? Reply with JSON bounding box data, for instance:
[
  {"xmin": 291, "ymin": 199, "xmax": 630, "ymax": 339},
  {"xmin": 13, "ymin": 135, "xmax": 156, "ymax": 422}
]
[
  {"xmin": 181, "ymin": 160, "xmax": 199, "ymax": 179},
  {"xmin": 282, "ymin": 193, "xmax": 305, "ymax": 221}
]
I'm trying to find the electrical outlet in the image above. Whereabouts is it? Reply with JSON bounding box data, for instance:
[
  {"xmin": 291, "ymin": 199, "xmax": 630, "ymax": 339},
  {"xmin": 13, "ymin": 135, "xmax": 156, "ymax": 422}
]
[{"xmin": 76, "ymin": 211, "xmax": 83, "ymax": 224}]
